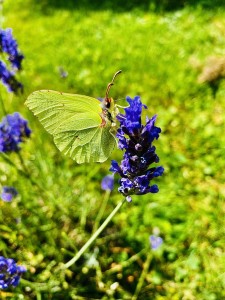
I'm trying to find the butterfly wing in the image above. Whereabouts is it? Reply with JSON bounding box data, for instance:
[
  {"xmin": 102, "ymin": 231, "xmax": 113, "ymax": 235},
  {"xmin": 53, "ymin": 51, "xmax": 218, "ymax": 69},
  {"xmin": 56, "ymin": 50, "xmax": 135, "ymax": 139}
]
[{"xmin": 25, "ymin": 90, "xmax": 116, "ymax": 163}]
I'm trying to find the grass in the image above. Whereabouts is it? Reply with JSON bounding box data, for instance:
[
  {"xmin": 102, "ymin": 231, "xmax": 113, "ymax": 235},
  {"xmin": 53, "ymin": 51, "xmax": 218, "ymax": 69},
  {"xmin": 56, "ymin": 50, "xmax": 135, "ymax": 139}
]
[{"xmin": 1, "ymin": 0, "xmax": 225, "ymax": 299}]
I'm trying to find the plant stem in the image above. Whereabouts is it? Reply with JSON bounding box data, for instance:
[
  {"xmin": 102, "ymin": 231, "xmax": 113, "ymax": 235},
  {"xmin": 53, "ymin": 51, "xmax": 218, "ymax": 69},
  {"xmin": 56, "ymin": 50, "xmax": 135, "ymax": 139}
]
[
  {"xmin": 131, "ymin": 252, "xmax": 152, "ymax": 300},
  {"xmin": 1, "ymin": 152, "xmax": 27, "ymax": 176},
  {"xmin": 0, "ymin": 1, "xmax": 4, "ymax": 33},
  {"xmin": 92, "ymin": 189, "xmax": 110, "ymax": 233},
  {"xmin": 105, "ymin": 248, "xmax": 147, "ymax": 275},
  {"xmin": 1, "ymin": 152, "xmax": 45, "ymax": 192},
  {"xmin": 64, "ymin": 198, "xmax": 126, "ymax": 269},
  {"xmin": 17, "ymin": 150, "xmax": 30, "ymax": 175},
  {"xmin": 21, "ymin": 278, "xmax": 56, "ymax": 292},
  {"xmin": 0, "ymin": 92, "xmax": 7, "ymax": 116}
]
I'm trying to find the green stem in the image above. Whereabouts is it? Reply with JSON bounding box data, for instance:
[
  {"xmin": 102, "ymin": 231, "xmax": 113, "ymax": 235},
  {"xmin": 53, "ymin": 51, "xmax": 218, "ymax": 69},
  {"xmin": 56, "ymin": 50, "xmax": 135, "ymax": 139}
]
[
  {"xmin": 1, "ymin": 152, "xmax": 27, "ymax": 176},
  {"xmin": 105, "ymin": 248, "xmax": 147, "ymax": 275},
  {"xmin": 0, "ymin": 92, "xmax": 7, "ymax": 116},
  {"xmin": 64, "ymin": 198, "xmax": 126, "ymax": 269},
  {"xmin": 1, "ymin": 152, "xmax": 45, "ymax": 192},
  {"xmin": 17, "ymin": 150, "xmax": 30, "ymax": 175},
  {"xmin": 0, "ymin": 1, "xmax": 4, "ymax": 32},
  {"xmin": 80, "ymin": 168, "xmax": 89, "ymax": 229},
  {"xmin": 37, "ymin": 293, "xmax": 42, "ymax": 300},
  {"xmin": 131, "ymin": 252, "xmax": 152, "ymax": 300},
  {"xmin": 92, "ymin": 189, "xmax": 110, "ymax": 233},
  {"xmin": 21, "ymin": 278, "xmax": 57, "ymax": 293}
]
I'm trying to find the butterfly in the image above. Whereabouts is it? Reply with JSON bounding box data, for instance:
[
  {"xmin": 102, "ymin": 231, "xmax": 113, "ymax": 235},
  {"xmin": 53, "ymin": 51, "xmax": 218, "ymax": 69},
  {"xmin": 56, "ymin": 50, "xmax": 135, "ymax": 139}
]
[{"xmin": 25, "ymin": 71, "xmax": 122, "ymax": 164}]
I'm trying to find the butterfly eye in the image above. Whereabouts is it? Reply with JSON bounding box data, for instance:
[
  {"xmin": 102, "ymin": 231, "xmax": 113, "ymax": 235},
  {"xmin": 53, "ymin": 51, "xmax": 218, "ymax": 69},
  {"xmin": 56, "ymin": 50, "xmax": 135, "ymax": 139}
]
[{"xmin": 105, "ymin": 100, "xmax": 111, "ymax": 109}]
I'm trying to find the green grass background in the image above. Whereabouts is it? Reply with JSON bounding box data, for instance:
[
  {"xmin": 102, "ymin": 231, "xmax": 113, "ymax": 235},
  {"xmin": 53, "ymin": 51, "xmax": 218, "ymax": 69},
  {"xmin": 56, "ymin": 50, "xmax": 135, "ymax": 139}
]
[{"xmin": 1, "ymin": 0, "xmax": 225, "ymax": 299}]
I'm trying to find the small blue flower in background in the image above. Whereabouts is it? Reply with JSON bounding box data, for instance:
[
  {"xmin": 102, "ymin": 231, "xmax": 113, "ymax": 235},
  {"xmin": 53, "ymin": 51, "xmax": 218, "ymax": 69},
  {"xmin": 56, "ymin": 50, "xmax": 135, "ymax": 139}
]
[
  {"xmin": 110, "ymin": 96, "xmax": 164, "ymax": 201},
  {"xmin": 0, "ymin": 28, "xmax": 24, "ymax": 93},
  {"xmin": 58, "ymin": 66, "xmax": 68, "ymax": 78},
  {"xmin": 0, "ymin": 112, "xmax": 31, "ymax": 153},
  {"xmin": 0, "ymin": 28, "xmax": 24, "ymax": 70},
  {"xmin": 1, "ymin": 186, "xmax": 18, "ymax": 202},
  {"xmin": 101, "ymin": 175, "xmax": 114, "ymax": 191},
  {"xmin": 0, "ymin": 256, "xmax": 26, "ymax": 289},
  {"xmin": 149, "ymin": 235, "xmax": 163, "ymax": 250}
]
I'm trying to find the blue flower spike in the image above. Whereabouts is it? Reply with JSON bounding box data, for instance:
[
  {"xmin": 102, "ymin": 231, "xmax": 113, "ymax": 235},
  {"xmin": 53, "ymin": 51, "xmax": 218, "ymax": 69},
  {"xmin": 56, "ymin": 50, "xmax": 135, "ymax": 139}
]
[
  {"xmin": 0, "ymin": 256, "xmax": 26, "ymax": 289},
  {"xmin": 110, "ymin": 96, "xmax": 164, "ymax": 202},
  {"xmin": 0, "ymin": 61, "xmax": 22, "ymax": 93},
  {"xmin": 0, "ymin": 28, "xmax": 24, "ymax": 70},
  {"xmin": 0, "ymin": 112, "xmax": 31, "ymax": 153},
  {"xmin": 0, "ymin": 28, "xmax": 24, "ymax": 93}
]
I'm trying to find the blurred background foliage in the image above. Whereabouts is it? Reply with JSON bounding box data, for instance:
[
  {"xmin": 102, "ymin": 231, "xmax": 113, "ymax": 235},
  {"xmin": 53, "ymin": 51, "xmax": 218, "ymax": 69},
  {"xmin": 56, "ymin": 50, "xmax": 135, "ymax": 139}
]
[
  {"xmin": 1, "ymin": 0, "xmax": 225, "ymax": 299},
  {"xmin": 22, "ymin": 0, "xmax": 225, "ymax": 12}
]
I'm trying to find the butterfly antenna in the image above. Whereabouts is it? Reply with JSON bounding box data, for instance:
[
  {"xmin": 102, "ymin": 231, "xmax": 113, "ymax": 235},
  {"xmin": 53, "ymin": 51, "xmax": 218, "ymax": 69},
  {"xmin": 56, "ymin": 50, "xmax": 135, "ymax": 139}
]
[{"xmin": 105, "ymin": 70, "xmax": 122, "ymax": 99}]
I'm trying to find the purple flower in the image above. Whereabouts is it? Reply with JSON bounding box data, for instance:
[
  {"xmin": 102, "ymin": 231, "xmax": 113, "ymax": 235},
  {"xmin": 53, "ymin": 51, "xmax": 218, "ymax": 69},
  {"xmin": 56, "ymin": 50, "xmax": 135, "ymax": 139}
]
[
  {"xmin": 0, "ymin": 28, "xmax": 24, "ymax": 93},
  {"xmin": 0, "ymin": 28, "xmax": 24, "ymax": 70},
  {"xmin": 1, "ymin": 186, "xmax": 18, "ymax": 202},
  {"xmin": 0, "ymin": 61, "xmax": 23, "ymax": 93},
  {"xmin": 58, "ymin": 66, "xmax": 68, "ymax": 78},
  {"xmin": 110, "ymin": 96, "xmax": 164, "ymax": 201},
  {"xmin": 0, "ymin": 112, "xmax": 31, "ymax": 153},
  {"xmin": 0, "ymin": 256, "xmax": 26, "ymax": 289},
  {"xmin": 101, "ymin": 175, "xmax": 114, "ymax": 191},
  {"xmin": 149, "ymin": 235, "xmax": 163, "ymax": 250}
]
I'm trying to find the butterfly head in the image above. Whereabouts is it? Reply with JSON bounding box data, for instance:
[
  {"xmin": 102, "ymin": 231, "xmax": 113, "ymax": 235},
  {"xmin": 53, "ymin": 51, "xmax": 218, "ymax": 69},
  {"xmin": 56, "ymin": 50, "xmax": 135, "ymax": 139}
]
[{"xmin": 101, "ymin": 70, "xmax": 122, "ymax": 123}]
